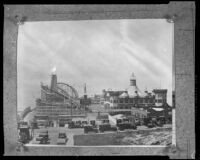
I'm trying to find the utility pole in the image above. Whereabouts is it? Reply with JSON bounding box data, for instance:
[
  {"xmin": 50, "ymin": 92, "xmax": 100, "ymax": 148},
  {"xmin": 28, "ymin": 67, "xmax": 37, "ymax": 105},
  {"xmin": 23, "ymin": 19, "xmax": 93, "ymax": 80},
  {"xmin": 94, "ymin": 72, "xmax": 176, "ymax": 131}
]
[{"xmin": 70, "ymin": 89, "xmax": 73, "ymax": 120}]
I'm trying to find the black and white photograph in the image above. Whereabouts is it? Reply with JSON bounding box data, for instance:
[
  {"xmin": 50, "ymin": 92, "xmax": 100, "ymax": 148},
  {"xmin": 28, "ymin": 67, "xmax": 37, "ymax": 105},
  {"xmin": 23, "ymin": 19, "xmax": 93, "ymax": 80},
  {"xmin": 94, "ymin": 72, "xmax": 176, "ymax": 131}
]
[{"xmin": 17, "ymin": 19, "xmax": 173, "ymax": 146}]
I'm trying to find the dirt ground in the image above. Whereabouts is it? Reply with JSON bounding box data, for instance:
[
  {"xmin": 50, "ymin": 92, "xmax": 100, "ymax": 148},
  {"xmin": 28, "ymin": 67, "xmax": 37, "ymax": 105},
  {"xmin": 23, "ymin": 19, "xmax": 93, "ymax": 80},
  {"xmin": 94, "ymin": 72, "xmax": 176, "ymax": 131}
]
[{"xmin": 73, "ymin": 127, "xmax": 172, "ymax": 146}]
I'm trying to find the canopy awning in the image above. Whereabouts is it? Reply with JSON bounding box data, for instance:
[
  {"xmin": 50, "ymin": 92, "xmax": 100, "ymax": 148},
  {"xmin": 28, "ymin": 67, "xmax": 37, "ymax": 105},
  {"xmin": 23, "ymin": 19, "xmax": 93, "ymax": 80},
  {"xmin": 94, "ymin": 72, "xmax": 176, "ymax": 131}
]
[{"xmin": 152, "ymin": 108, "xmax": 164, "ymax": 111}]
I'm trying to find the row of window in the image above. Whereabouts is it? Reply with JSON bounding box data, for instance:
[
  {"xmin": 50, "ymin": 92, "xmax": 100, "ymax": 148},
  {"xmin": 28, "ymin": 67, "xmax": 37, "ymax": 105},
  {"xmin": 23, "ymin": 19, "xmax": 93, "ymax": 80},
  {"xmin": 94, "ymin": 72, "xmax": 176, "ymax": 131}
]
[
  {"xmin": 111, "ymin": 106, "xmax": 132, "ymax": 109},
  {"xmin": 37, "ymin": 106, "xmax": 73, "ymax": 110},
  {"xmin": 37, "ymin": 105, "xmax": 84, "ymax": 109},
  {"xmin": 155, "ymin": 99, "xmax": 165, "ymax": 103},
  {"xmin": 37, "ymin": 110, "xmax": 85, "ymax": 115},
  {"xmin": 36, "ymin": 109, "xmax": 84, "ymax": 113},
  {"xmin": 109, "ymin": 98, "xmax": 154, "ymax": 104}
]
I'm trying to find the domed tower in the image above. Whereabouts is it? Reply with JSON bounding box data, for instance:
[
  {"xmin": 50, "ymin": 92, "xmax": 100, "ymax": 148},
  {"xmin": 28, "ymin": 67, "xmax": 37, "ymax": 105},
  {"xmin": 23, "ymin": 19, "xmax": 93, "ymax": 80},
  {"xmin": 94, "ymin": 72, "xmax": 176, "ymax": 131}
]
[
  {"xmin": 127, "ymin": 72, "xmax": 143, "ymax": 97},
  {"xmin": 130, "ymin": 72, "xmax": 136, "ymax": 86}
]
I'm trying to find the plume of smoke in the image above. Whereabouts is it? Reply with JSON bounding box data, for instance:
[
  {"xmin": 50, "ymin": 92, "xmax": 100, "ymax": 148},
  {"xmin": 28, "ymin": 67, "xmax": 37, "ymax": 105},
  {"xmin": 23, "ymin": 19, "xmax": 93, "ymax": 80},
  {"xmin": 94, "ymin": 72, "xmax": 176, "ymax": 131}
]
[{"xmin": 51, "ymin": 66, "xmax": 56, "ymax": 74}]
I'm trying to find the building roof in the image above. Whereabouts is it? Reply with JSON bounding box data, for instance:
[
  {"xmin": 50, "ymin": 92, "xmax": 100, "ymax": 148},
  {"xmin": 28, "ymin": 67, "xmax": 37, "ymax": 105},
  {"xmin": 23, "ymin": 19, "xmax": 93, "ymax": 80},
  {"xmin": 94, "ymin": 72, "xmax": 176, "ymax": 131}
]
[
  {"xmin": 127, "ymin": 85, "xmax": 145, "ymax": 98},
  {"xmin": 119, "ymin": 92, "xmax": 129, "ymax": 98},
  {"xmin": 105, "ymin": 91, "xmax": 125, "ymax": 97},
  {"xmin": 152, "ymin": 89, "xmax": 167, "ymax": 93}
]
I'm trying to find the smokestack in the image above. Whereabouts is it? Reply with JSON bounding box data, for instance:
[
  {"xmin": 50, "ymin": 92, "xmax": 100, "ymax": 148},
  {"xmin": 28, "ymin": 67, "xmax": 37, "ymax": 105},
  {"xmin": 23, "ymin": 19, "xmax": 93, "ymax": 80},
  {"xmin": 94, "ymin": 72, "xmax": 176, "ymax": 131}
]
[
  {"xmin": 84, "ymin": 83, "xmax": 87, "ymax": 99},
  {"xmin": 51, "ymin": 67, "xmax": 57, "ymax": 91},
  {"xmin": 84, "ymin": 83, "xmax": 87, "ymax": 95},
  {"xmin": 50, "ymin": 67, "xmax": 57, "ymax": 91},
  {"xmin": 51, "ymin": 74, "xmax": 57, "ymax": 92}
]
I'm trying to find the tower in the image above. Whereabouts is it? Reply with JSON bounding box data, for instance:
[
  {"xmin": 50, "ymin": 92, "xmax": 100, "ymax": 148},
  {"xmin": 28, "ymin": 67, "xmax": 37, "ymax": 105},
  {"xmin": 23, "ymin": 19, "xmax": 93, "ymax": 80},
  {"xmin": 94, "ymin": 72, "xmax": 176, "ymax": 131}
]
[
  {"xmin": 50, "ymin": 73, "xmax": 57, "ymax": 92},
  {"xmin": 130, "ymin": 72, "xmax": 136, "ymax": 86},
  {"xmin": 127, "ymin": 72, "xmax": 143, "ymax": 97},
  {"xmin": 84, "ymin": 83, "xmax": 87, "ymax": 99}
]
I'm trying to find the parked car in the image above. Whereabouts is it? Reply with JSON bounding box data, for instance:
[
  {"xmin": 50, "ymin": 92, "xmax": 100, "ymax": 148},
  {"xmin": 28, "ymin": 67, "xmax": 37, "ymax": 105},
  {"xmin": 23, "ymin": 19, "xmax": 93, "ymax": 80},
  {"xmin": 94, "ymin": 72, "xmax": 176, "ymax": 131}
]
[
  {"xmin": 57, "ymin": 132, "xmax": 68, "ymax": 145},
  {"xmin": 147, "ymin": 121, "xmax": 156, "ymax": 128},
  {"xmin": 40, "ymin": 137, "xmax": 50, "ymax": 144},
  {"xmin": 68, "ymin": 121, "xmax": 81, "ymax": 128},
  {"xmin": 101, "ymin": 119, "xmax": 109, "ymax": 124},
  {"xmin": 81, "ymin": 121, "xmax": 88, "ymax": 127},
  {"xmin": 116, "ymin": 117, "xmax": 137, "ymax": 131},
  {"xmin": 84, "ymin": 125, "xmax": 98, "ymax": 134},
  {"xmin": 75, "ymin": 121, "xmax": 82, "ymax": 127},
  {"xmin": 19, "ymin": 131, "xmax": 29, "ymax": 144},
  {"xmin": 99, "ymin": 124, "xmax": 117, "ymax": 132},
  {"xmin": 117, "ymin": 122, "xmax": 137, "ymax": 131},
  {"xmin": 116, "ymin": 119, "xmax": 123, "ymax": 124},
  {"xmin": 135, "ymin": 118, "xmax": 141, "ymax": 126},
  {"xmin": 155, "ymin": 117, "xmax": 164, "ymax": 127},
  {"xmin": 155, "ymin": 120, "xmax": 164, "ymax": 127},
  {"xmin": 35, "ymin": 130, "xmax": 50, "ymax": 144},
  {"xmin": 90, "ymin": 120, "xmax": 96, "ymax": 126}
]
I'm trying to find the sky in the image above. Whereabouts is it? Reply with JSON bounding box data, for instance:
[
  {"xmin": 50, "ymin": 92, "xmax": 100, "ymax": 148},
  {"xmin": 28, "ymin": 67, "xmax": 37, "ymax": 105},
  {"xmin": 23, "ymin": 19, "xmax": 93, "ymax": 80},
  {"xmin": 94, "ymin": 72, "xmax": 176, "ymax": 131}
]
[{"xmin": 17, "ymin": 19, "xmax": 173, "ymax": 111}]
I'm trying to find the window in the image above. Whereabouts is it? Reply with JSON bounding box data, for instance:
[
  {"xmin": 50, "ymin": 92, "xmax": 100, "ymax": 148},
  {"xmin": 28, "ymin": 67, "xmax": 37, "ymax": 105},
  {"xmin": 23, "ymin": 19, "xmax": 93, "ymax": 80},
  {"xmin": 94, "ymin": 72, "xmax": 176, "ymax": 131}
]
[{"xmin": 135, "ymin": 99, "xmax": 138, "ymax": 104}]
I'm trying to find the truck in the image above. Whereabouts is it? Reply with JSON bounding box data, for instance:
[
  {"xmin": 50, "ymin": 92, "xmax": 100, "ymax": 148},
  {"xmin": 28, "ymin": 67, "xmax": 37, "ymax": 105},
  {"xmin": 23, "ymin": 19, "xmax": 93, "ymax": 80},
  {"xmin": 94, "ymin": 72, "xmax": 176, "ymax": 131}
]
[
  {"xmin": 99, "ymin": 123, "xmax": 117, "ymax": 132},
  {"xmin": 18, "ymin": 123, "xmax": 31, "ymax": 144}
]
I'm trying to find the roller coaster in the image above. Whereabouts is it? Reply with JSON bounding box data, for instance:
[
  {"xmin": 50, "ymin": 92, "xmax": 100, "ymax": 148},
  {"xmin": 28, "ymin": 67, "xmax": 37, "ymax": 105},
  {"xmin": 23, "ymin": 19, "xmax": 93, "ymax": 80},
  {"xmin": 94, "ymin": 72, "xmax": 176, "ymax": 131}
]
[
  {"xmin": 56, "ymin": 82, "xmax": 80, "ymax": 107},
  {"xmin": 41, "ymin": 82, "xmax": 80, "ymax": 107}
]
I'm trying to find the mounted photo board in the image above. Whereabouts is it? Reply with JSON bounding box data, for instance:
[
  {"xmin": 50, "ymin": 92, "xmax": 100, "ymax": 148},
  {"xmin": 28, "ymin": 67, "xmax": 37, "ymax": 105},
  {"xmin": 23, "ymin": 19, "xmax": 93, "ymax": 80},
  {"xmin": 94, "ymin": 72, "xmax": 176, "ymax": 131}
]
[{"xmin": 3, "ymin": 3, "xmax": 195, "ymax": 158}]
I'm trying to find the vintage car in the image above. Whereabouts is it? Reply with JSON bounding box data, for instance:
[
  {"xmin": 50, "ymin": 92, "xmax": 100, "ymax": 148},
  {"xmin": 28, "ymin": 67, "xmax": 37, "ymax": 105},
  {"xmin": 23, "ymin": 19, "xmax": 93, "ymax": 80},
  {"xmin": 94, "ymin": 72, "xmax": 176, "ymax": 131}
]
[
  {"xmin": 116, "ymin": 117, "xmax": 137, "ymax": 131},
  {"xmin": 134, "ymin": 118, "xmax": 141, "ymax": 126},
  {"xmin": 155, "ymin": 120, "xmax": 164, "ymax": 127},
  {"xmin": 154, "ymin": 117, "xmax": 164, "ymax": 127},
  {"xmin": 57, "ymin": 132, "xmax": 68, "ymax": 145},
  {"xmin": 81, "ymin": 121, "xmax": 88, "ymax": 127},
  {"xmin": 35, "ymin": 131, "xmax": 50, "ymax": 144},
  {"xmin": 90, "ymin": 120, "xmax": 96, "ymax": 126},
  {"xmin": 147, "ymin": 121, "xmax": 156, "ymax": 128},
  {"xmin": 18, "ymin": 131, "xmax": 30, "ymax": 144},
  {"xmin": 99, "ymin": 124, "xmax": 117, "ymax": 132},
  {"xmin": 84, "ymin": 125, "xmax": 98, "ymax": 134},
  {"xmin": 68, "ymin": 121, "xmax": 82, "ymax": 128},
  {"xmin": 117, "ymin": 122, "xmax": 137, "ymax": 131}
]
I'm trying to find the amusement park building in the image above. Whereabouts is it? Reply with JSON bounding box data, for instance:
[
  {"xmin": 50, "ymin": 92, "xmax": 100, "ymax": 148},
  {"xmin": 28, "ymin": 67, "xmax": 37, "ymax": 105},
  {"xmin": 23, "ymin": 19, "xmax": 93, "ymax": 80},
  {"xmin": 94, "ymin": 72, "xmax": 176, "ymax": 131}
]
[
  {"xmin": 35, "ymin": 73, "xmax": 85, "ymax": 127},
  {"xmin": 102, "ymin": 73, "xmax": 171, "ymax": 116}
]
